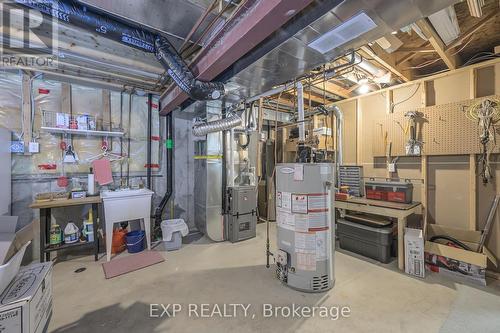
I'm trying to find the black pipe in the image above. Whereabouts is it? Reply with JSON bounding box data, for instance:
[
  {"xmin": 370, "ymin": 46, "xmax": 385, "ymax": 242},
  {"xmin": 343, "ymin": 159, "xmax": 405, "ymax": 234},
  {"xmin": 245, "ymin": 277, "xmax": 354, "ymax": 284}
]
[
  {"xmin": 146, "ymin": 93, "xmax": 152, "ymax": 189},
  {"xmin": 154, "ymin": 112, "xmax": 173, "ymax": 229},
  {"xmin": 17, "ymin": 0, "xmax": 225, "ymax": 101}
]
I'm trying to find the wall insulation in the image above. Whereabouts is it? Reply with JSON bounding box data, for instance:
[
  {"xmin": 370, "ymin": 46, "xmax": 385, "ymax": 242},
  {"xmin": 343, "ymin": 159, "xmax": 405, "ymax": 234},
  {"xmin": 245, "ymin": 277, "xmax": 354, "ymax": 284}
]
[
  {"xmin": 0, "ymin": 71, "xmax": 164, "ymax": 260},
  {"xmin": 0, "ymin": 73, "xmax": 161, "ymax": 175}
]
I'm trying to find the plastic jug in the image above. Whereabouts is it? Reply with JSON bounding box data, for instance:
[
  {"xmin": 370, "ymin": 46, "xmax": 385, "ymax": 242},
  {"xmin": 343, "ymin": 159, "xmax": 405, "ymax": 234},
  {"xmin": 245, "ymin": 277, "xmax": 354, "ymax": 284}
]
[{"xmin": 64, "ymin": 222, "xmax": 80, "ymax": 244}]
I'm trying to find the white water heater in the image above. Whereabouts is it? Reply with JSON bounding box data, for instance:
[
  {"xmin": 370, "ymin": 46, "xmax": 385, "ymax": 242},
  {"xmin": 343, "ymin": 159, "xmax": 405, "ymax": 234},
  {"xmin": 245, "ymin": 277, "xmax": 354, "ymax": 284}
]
[{"xmin": 275, "ymin": 163, "xmax": 335, "ymax": 292}]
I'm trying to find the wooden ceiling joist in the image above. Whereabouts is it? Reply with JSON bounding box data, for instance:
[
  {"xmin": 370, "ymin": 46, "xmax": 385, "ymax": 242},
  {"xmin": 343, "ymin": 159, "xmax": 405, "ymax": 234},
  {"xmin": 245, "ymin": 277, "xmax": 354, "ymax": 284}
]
[
  {"xmin": 445, "ymin": 9, "xmax": 497, "ymax": 51},
  {"xmin": 360, "ymin": 45, "xmax": 413, "ymax": 82},
  {"xmin": 313, "ymin": 81, "xmax": 351, "ymax": 99},
  {"xmin": 396, "ymin": 41, "xmax": 430, "ymax": 66},
  {"xmin": 415, "ymin": 19, "xmax": 460, "ymax": 70}
]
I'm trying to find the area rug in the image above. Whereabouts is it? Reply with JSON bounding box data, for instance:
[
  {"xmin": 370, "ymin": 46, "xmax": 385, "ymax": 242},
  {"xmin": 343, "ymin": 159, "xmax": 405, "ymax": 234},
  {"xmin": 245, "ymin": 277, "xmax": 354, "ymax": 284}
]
[{"xmin": 102, "ymin": 251, "xmax": 165, "ymax": 279}]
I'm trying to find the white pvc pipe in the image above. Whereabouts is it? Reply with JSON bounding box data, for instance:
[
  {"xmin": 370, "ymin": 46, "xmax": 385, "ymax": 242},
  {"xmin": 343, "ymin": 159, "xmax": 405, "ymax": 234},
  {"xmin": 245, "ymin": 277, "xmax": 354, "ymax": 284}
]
[{"xmin": 297, "ymin": 82, "xmax": 305, "ymax": 142}]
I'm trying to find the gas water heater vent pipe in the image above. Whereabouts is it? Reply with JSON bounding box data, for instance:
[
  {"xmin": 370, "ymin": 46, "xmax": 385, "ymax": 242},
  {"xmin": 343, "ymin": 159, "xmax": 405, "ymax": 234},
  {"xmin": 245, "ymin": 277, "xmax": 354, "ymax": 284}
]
[
  {"xmin": 323, "ymin": 104, "xmax": 343, "ymax": 182},
  {"xmin": 297, "ymin": 82, "xmax": 305, "ymax": 142},
  {"xmin": 17, "ymin": 0, "xmax": 225, "ymax": 101}
]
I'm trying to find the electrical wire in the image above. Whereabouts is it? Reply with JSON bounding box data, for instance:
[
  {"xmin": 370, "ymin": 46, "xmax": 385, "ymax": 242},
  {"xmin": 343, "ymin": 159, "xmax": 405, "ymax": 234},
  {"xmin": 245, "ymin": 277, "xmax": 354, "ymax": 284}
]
[
  {"xmin": 403, "ymin": 36, "xmax": 474, "ymax": 70},
  {"xmin": 467, "ymin": 99, "xmax": 500, "ymax": 184}
]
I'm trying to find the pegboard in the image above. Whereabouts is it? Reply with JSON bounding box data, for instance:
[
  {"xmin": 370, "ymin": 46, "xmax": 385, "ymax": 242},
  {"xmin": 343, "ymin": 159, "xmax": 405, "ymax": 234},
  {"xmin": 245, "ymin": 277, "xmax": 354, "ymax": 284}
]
[{"xmin": 373, "ymin": 94, "xmax": 500, "ymax": 157}]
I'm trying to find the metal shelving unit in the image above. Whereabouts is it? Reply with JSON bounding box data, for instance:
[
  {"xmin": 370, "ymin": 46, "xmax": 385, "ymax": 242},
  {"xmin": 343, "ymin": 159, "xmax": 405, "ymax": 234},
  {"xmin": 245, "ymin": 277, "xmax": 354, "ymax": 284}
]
[{"xmin": 40, "ymin": 126, "xmax": 124, "ymax": 137}]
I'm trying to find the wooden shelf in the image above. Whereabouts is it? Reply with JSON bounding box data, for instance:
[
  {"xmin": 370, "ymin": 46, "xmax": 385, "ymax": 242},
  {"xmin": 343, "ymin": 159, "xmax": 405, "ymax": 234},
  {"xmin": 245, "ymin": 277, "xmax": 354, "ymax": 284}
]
[
  {"xmin": 44, "ymin": 240, "xmax": 94, "ymax": 252},
  {"xmin": 41, "ymin": 126, "xmax": 124, "ymax": 137}
]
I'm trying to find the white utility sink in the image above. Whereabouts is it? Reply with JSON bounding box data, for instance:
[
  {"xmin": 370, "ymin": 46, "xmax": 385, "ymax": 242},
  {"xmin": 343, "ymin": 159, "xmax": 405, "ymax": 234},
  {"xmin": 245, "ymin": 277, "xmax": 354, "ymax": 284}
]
[{"xmin": 101, "ymin": 188, "xmax": 154, "ymax": 261}]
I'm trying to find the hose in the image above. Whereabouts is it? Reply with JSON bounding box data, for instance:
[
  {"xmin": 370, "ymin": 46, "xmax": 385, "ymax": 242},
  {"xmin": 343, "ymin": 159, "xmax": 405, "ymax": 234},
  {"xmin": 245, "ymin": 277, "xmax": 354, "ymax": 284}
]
[
  {"xmin": 192, "ymin": 112, "xmax": 242, "ymax": 136},
  {"xmin": 429, "ymin": 235, "xmax": 472, "ymax": 251}
]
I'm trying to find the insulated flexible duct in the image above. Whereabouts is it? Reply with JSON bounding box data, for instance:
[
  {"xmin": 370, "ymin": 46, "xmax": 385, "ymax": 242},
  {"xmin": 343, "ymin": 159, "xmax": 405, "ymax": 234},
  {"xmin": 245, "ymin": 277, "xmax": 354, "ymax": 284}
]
[
  {"xmin": 192, "ymin": 112, "xmax": 242, "ymax": 136},
  {"xmin": 16, "ymin": 0, "xmax": 225, "ymax": 101}
]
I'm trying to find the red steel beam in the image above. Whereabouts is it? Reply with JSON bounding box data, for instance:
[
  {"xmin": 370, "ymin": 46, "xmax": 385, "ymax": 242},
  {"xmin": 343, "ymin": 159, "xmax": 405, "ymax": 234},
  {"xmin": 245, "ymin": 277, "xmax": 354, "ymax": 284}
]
[{"xmin": 159, "ymin": 0, "xmax": 315, "ymax": 115}]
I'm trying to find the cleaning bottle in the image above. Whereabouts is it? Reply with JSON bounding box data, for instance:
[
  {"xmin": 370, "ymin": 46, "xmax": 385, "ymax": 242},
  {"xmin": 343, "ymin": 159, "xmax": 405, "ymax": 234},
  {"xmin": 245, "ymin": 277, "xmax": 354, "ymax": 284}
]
[{"xmin": 83, "ymin": 209, "xmax": 94, "ymax": 242}]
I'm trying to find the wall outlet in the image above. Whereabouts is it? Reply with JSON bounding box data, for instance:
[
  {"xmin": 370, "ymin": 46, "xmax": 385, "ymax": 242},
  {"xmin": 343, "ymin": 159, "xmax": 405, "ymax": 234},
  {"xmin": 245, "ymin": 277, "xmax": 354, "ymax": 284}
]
[
  {"xmin": 29, "ymin": 141, "xmax": 40, "ymax": 153},
  {"xmin": 10, "ymin": 141, "xmax": 24, "ymax": 153}
]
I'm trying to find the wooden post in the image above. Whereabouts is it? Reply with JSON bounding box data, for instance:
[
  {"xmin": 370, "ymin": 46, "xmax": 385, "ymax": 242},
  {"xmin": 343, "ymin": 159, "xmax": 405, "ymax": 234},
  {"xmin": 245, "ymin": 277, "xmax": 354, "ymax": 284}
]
[
  {"xmin": 469, "ymin": 68, "xmax": 476, "ymax": 100},
  {"xmin": 22, "ymin": 74, "xmax": 32, "ymax": 155},
  {"xmin": 61, "ymin": 83, "xmax": 71, "ymax": 113},
  {"xmin": 421, "ymin": 155, "xmax": 428, "ymax": 237},
  {"xmin": 469, "ymin": 154, "xmax": 477, "ymax": 231},
  {"xmin": 421, "ymin": 83, "xmax": 428, "ymax": 237},
  {"xmin": 102, "ymin": 90, "xmax": 111, "ymax": 129},
  {"xmin": 469, "ymin": 68, "xmax": 477, "ymax": 231},
  {"xmin": 386, "ymin": 89, "xmax": 393, "ymax": 114}
]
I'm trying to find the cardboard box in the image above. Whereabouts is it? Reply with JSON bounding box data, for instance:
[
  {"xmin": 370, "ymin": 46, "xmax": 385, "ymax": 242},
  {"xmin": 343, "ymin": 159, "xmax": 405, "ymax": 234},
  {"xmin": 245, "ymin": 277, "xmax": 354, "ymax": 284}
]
[
  {"xmin": 0, "ymin": 263, "xmax": 53, "ymax": 333},
  {"xmin": 0, "ymin": 217, "xmax": 33, "ymax": 295},
  {"xmin": 405, "ymin": 228, "xmax": 425, "ymax": 278},
  {"xmin": 424, "ymin": 224, "xmax": 498, "ymax": 286}
]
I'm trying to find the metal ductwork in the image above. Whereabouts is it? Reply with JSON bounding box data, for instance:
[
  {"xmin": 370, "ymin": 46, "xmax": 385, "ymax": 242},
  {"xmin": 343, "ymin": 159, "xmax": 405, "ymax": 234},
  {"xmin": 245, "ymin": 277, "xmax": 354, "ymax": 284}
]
[
  {"xmin": 16, "ymin": 0, "xmax": 225, "ymax": 101},
  {"xmin": 192, "ymin": 112, "xmax": 242, "ymax": 137}
]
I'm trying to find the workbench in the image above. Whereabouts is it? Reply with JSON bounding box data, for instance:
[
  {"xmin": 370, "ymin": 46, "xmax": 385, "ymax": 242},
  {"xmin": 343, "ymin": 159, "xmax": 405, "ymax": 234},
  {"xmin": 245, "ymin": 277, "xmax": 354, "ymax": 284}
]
[
  {"xmin": 335, "ymin": 197, "xmax": 423, "ymax": 271},
  {"xmin": 30, "ymin": 196, "xmax": 101, "ymax": 262}
]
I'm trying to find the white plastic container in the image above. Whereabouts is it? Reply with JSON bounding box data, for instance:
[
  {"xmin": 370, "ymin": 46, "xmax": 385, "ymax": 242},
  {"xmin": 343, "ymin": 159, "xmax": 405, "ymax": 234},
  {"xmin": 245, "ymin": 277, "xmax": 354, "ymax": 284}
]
[
  {"xmin": 101, "ymin": 189, "xmax": 153, "ymax": 222},
  {"xmin": 161, "ymin": 219, "xmax": 188, "ymax": 251}
]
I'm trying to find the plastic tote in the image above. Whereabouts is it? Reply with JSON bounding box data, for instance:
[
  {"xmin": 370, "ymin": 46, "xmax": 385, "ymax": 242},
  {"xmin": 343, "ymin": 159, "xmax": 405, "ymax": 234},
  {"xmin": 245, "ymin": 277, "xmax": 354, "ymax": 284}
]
[
  {"xmin": 161, "ymin": 219, "xmax": 188, "ymax": 251},
  {"xmin": 126, "ymin": 230, "xmax": 145, "ymax": 253}
]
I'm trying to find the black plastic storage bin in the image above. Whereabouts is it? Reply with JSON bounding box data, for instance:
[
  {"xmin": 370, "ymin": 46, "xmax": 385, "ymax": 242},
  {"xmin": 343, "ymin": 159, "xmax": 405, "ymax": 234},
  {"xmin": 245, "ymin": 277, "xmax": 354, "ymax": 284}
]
[{"xmin": 337, "ymin": 219, "xmax": 395, "ymax": 263}]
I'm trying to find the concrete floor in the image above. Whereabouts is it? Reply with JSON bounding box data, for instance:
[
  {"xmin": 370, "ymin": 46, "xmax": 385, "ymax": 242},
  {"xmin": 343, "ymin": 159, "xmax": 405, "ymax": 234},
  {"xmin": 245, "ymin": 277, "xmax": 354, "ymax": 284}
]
[{"xmin": 48, "ymin": 223, "xmax": 500, "ymax": 333}]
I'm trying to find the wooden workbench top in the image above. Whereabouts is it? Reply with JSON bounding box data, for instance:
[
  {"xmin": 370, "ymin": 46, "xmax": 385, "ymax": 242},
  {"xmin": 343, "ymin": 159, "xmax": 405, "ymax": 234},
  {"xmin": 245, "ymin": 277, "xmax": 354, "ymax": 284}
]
[
  {"xmin": 336, "ymin": 197, "xmax": 421, "ymax": 210},
  {"xmin": 30, "ymin": 196, "xmax": 102, "ymax": 209}
]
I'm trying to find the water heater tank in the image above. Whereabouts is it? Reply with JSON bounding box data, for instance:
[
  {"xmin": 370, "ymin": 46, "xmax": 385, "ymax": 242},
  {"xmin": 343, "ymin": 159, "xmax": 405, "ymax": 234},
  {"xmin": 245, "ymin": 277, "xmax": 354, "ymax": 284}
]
[{"xmin": 275, "ymin": 163, "xmax": 335, "ymax": 292}]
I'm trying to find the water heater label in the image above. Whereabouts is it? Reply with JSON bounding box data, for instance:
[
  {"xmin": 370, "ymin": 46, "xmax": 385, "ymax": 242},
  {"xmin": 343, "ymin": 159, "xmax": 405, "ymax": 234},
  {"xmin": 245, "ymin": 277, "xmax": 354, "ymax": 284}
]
[
  {"xmin": 307, "ymin": 193, "xmax": 329, "ymax": 212},
  {"xmin": 291, "ymin": 194, "xmax": 308, "ymax": 214},
  {"xmin": 296, "ymin": 252, "xmax": 316, "ymax": 271},
  {"xmin": 294, "ymin": 215, "xmax": 309, "ymax": 232},
  {"xmin": 277, "ymin": 209, "xmax": 295, "ymax": 231},
  {"xmin": 293, "ymin": 164, "xmax": 304, "ymax": 181},
  {"xmin": 281, "ymin": 192, "xmax": 292, "ymax": 213},
  {"xmin": 295, "ymin": 232, "xmax": 316, "ymax": 253},
  {"xmin": 308, "ymin": 212, "xmax": 328, "ymax": 229}
]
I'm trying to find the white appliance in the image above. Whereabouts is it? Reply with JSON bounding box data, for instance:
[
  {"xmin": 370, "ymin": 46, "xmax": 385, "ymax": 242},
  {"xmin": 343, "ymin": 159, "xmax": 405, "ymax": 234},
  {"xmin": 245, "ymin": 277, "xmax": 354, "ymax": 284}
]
[
  {"xmin": 275, "ymin": 163, "xmax": 335, "ymax": 292},
  {"xmin": 101, "ymin": 189, "xmax": 153, "ymax": 261}
]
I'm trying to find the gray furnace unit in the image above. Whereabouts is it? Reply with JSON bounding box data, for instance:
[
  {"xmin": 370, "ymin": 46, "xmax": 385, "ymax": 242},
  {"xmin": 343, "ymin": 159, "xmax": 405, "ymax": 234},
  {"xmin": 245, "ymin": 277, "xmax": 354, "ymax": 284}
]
[
  {"xmin": 275, "ymin": 163, "xmax": 335, "ymax": 292},
  {"xmin": 226, "ymin": 186, "xmax": 257, "ymax": 242}
]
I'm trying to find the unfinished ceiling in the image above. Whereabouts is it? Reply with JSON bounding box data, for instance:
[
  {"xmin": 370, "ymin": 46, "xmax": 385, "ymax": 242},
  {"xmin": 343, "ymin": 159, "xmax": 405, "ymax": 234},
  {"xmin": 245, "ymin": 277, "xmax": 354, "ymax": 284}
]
[{"xmin": 0, "ymin": 0, "xmax": 498, "ymax": 113}]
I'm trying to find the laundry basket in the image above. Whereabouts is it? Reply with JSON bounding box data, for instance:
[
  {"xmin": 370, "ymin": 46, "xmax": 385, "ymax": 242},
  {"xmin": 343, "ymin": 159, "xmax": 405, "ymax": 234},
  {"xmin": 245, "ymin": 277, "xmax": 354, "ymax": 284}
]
[{"xmin": 161, "ymin": 219, "xmax": 188, "ymax": 251}]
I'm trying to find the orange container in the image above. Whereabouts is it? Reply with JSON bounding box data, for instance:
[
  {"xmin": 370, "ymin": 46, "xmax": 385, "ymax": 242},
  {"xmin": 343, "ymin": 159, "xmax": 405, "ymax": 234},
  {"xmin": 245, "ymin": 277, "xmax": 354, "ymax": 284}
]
[{"xmin": 111, "ymin": 229, "xmax": 127, "ymax": 254}]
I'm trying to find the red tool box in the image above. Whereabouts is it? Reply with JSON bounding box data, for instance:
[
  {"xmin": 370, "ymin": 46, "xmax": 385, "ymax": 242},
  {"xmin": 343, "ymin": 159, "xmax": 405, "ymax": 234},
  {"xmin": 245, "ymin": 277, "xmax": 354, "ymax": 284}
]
[{"xmin": 365, "ymin": 181, "xmax": 413, "ymax": 203}]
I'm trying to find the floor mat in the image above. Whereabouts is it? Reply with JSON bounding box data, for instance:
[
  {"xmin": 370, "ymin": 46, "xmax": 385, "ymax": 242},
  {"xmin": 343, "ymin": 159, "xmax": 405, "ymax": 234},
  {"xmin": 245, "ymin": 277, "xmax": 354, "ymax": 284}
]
[{"xmin": 102, "ymin": 251, "xmax": 165, "ymax": 279}]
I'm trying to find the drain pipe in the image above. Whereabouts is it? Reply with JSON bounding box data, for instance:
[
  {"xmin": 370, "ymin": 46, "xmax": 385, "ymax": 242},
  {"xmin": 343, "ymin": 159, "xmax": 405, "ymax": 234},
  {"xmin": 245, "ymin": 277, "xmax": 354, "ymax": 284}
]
[
  {"xmin": 154, "ymin": 112, "xmax": 173, "ymax": 229},
  {"xmin": 17, "ymin": 0, "xmax": 225, "ymax": 101}
]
